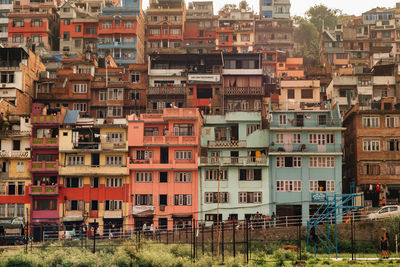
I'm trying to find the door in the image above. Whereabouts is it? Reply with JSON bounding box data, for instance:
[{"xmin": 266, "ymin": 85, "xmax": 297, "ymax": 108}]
[
  {"xmin": 91, "ymin": 153, "xmax": 99, "ymax": 166},
  {"xmin": 160, "ymin": 147, "xmax": 169, "ymax": 164},
  {"xmin": 33, "ymin": 227, "xmax": 42, "ymax": 242},
  {"xmin": 231, "ymin": 151, "xmax": 239, "ymax": 164},
  {"xmin": 230, "ymin": 125, "xmax": 239, "ymax": 141}
]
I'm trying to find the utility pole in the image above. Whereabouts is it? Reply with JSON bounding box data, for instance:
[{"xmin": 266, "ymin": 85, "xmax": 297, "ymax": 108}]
[{"xmin": 216, "ymin": 164, "xmax": 221, "ymax": 257}]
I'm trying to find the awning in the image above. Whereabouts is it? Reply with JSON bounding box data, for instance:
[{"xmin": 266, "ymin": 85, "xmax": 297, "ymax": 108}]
[
  {"xmin": 172, "ymin": 213, "xmax": 193, "ymax": 218},
  {"xmin": 132, "ymin": 206, "xmax": 155, "ymax": 216},
  {"xmin": 63, "ymin": 216, "xmax": 83, "ymax": 222},
  {"xmin": 133, "ymin": 210, "xmax": 154, "ymax": 218}
]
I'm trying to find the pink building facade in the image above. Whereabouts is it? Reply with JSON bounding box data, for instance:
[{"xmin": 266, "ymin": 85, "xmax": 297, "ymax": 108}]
[{"xmin": 128, "ymin": 108, "xmax": 201, "ymax": 230}]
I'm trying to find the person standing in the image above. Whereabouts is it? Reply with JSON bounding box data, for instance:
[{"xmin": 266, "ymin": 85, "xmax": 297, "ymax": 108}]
[{"xmin": 380, "ymin": 228, "xmax": 389, "ymax": 259}]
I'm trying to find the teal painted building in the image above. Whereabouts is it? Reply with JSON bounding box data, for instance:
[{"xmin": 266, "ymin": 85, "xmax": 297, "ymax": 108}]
[
  {"xmin": 268, "ymin": 103, "xmax": 344, "ymax": 225},
  {"xmin": 199, "ymin": 112, "xmax": 270, "ymax": 222}
]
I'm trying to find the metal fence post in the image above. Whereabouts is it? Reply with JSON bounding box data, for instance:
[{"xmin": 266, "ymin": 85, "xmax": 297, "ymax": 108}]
[
  {"xmin": 246, "ymin": 220, "xmax": 249, "ymax": 264},
  {"xmin": 92, "ymin": 219, "xmax": 97, "ymax": 254},
  {"xmin": 221, "ymin": 222, "xmax": 224, "ymax": 264},
  {"xmin": 193, "ymin": 219, "xmax": 196, "ymax": 262},
  {"xmin": 211, "ymin": 223, "xmax": 214, "ymax": 256},
  {"xmin": 201, "ymin": 223, "xmax": 204, "ymax": 255},
  {"xmin": 233, "ymin": 220, "xmax": 236, "ymax": 258}
]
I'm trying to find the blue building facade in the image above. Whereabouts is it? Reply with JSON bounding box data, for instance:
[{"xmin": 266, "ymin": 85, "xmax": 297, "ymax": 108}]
[{"xmin": 267, "ymin": 103, "xmax": 344, "ymax": 224}]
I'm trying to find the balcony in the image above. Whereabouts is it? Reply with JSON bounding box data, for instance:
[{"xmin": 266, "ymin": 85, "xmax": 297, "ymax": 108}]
[
  {"xmin": 29, "ymin": 185, "xmax": 59, "ymax": 195},
  {"xmin": 0, "ymin": 32, "xmax": 7, "ymax": 39},
  {"xmin": 31, "ymin": 137, "xmax": 58, "ymax": 147},
  {"xmin": 143, "ymin": 136, "xmax": 197, "ymax": 146},
  {"xmin": 147, "ymin": 86, "xmax": 185, "ymax": 95},
  {"xmin": 128, "ymin": 158, "xmax": 197, "ymax": 170},
  {"xmin": 59, "ymin": 165, "xmax": 128, "ymax": 176},
  {"xmin": 0, "ymin": 130, "xmax": 30, "ymax": 138},
  {"xmin": 164, "ymin": 108, "xmax": 198, "ymax": 118},
  {"xmin": 222, "ymin": 69, "xmax": 263, "ymax": 75},
  {"xmin": 101, "ymin": 142, "xmax": 128, "ymax": 151},
  {"xmin": 0, "ymin": 151, "xmax": 30, "ymax": 159},
  {"xmin": 29, "ymin": 160, "xmax": 58, "ymax": 172},
  {"xmin": 199, "ymin": 156, "xmax": 268, "ymax": 166},
  {"xmin": 207, "ymin": 140, "xmax": 247, "ymax": 148},
  {"xmin": 224, "ymin": 87, "xmax": 264, "ymax": 95},
  {"xmin": 31, "ymin": 114, "xmax": 60, "ymax": 124}
]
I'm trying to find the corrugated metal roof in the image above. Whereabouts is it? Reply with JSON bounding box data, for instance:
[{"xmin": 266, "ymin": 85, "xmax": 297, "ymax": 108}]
[{"xmin": 63, "ymin": 110, "xmax": 80, "ymax": 124}]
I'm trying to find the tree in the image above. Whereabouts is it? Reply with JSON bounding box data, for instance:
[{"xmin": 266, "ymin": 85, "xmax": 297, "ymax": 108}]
[
  {"xmin": 219, "ymin": 4, "xmax": 238, "ymax": 13},
  {"xmin": 294, "ymin": 21, "xmax": 320, "ymax": 66},
  {"xmin": 238, "ymin": 0, "xmax": 251, "ymax": 12},
  {"xmin": 305, "ymin": 4, "xmax": 341, "ymax": 32}
]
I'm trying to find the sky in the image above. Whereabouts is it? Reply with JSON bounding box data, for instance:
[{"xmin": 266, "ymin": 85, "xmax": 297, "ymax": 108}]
[{"xmin": 141, "ymin": 0, "xmax": 400, "ymax": 17}]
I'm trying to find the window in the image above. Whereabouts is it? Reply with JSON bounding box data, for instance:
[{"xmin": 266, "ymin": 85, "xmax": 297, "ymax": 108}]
[
  {"xmin": 0, "ymin": 72, "xmax": 14, "ymax": 83},
  {"xmin": 175, "ymin": 151, "xmax": 192, "ymax": 160},
  {"xmin": 174, "ymin": 124, "xmax": 193, "ymax": 136},
  {"xmin": 66, "ymin": 200, "xmax": 84, "ymax": 211},
  {"xmin": 63, "ymin": 19, "xmax": 70, "ymax": 25},
  {"xmin": 12, "ymin": 35, "xmax": 23, "ymax": 43},
  {"xmin": 174, "ymin": 172, "xmax": 192, "ymax": 182},
  {"xmin": 12, "ymin": 140, "xmax": 20, "ymax": 151},
  {"xmin": 107, "ymin": 106, "xmax": 122, "ymax": 117},
  {"xmin": 68, "ymin": 155, "xmax": 84, "ymax": 165},
  {"xmin": 63, "ymin": 31, "xmax": 70, "ymax": 41},
  {"xmin": 73, "ymin": 103, "xmax": 87, "ymax": 112},
  {"xmin": 106, "ymin": 177, "xmax": 123, "ymax": 187},
  {"xmin": 7, "ymin": 203, "xmax": 24, "ymax": 217},
  {"xmin": 136, "ymin": 150, "xmax": 153, "ymax": 160},
  {"xmin": 150, "ymin": 28, "xmax": 161, "ymax": 35},
  {"xmin": 108, "ymin": 88, "xmax": 123, "ymax": 100},
  {"xmin": 388, "ymin": 139, "xmax": 400, "ymax": 151},
  {"xmin": 90, "ymin": 200, "xmax": 98, "ymax": 211},
  {"xmin": 387, "ymin": 162, "xmax": 400, "ymax": 175},
  {"xmin": 75, "ymin": 25, "xmax": 81, "ymax": 32},
  {"xmin": 239, "ymin": 169, "xmax": 262, "ymax": 181},
  {"xmin": 246, "ymin": 124, "xmax": 260, "ymax": 135},
  {"xmin": 135, "ymin": 172, "xmax": 153, "ymax": 182},
  {"xmin": 125, "ymin": 22, "xmax": 133, "ymax": 28},
  {"xmin": 363, "ymin": 116, "xmax": 380, "ymax": 128},
  {"xmin": 99, "ymin": 91, "xmax": 107, "ymax": 101},
  {"xmin": 301, "ymin": 89, "xmax": 313, "ymax": 99},
  {"xmin": 363, "ymin": 139, "xmax": 380, "ymax": 151},
  {"xmin": 386, "ymin": 116, "xmax": 399, "ymax": 128},
  {"xmin": 170, "ymin": 28, "xmax": 181, "ymax": 35},
  {"xmin": 287, "ymin": 89, "xmax": 294, "ymax": 99},
  {"xmin": 174, "ymin": 194, "xmax": 192, "ymax": 206},
  {"xmin": 0, "ymin": 183, "xmax": 5, "ymax": 195},
  {"xmin": 360, "ymin": 163, "xmax": 380, "ymax": 175},
  {"xmin": 90, "ymin": 177, "xmax": 99, "ymax": 188},
  {"xmin": 159, "ymin": 194, "xmax": 168, "ymax": 205},
  {"xmin": 159, "ymin": 172, "xmax": 168, "ymax": 183},
  {"xmin": 73, "ymin": 84, "xmax": 88, "ymax": 93},
  {"xmin": 144, "ymin": 127, "xmax": 158, "ymax": 136},
  {"xmin": 34, "ymin": 199, "xmax": 57, "ymax": 210},
  {"xmin": 12, "ymin": 20, "xmax": 24, "ymax": 27},
  {"xmin": 276, "ymin": 156, "xmax": 302, "ymax": 168},
  {"xmin": 135, "ymin": 194, "xmax": 152, "ymax": 205},
  {"xmin": 86, "ymin": 27, "xmax": 97, "ymax": 34},
  {"xmin": 309, "ymin": 157, "xmax": 335, "ymax": 168},
  {"xmin": 318, "ymin": 115, "xmax": 327, "ymax": 126},
  {"xmin": 275, "ymin": 133, "xmax": 301, "ymax": 144},
  {"xmin": 238, "ymin": 192, "xmax": 262, "ymax": 203},
  {"xmin": 30, "ymin": 35, "xmax": 41, "ymax": 43},
  {"xmin": 74, "ymin": 39, "xmax": 81, "ymax": 48},
  {"xmin": 63, "ymin": 7, "xmax": 70, "ymax": 12},
  {"xmin": 205, "ymin": 192, "xmax": 229, "ymax": 203},
  {"xmin": 131, "ymin": 72, "xmax": 140, "ymax": 83},
  {"xmin": 31, "ymin": 19, "xmax": 42, "ymax": 27},
  {"xmin": 205, "ymin": 169, "xmax": 228, "ymax": 181},
  {"xmin": 276, "ymin": 180, "xmax": 302, "ymax": 192},
  {"xmin": 8, "ymin": 182, "xmax": 15, "ymax": 195},
  {"xmin": 107, "ymin": 132, "xmax": 123, "ymax": 142},
  {"xmin": 309, "ymin": 133, "xmax": 335, "ymax": 144},
  {"xmin": 241, "ymin": 34, "xmax": 250, "ymax": 41},
  {"xmin": 278, "ymin": 114, "xmax": 287, "ymax": 125},
  {"xmin": 309, "ymin": 180, "xmax": 335, "ymax": 192},
  {"xmin": 102, "ymin": 22, "xmax": 112, "ymax": 29},
  {"xmin": 0, "ymin": 204, "xmax": 5, "ymax": 216},
  {"xmin": 105, "ymin": 200, "xmax": 122, "ymax": 210},
  {"xmin": 16, "ymin": 161, "xmax": 24, "ymax": 173},
  {"xmin": 106, "ymin": 156, "xmax": 122, "ymax": 165},
  {"xmin": 65, "ymin": 177, "xmax": 83, "ymax": 188}
]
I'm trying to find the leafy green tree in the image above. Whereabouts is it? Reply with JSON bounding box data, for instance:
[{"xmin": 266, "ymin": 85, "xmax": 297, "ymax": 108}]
[
  {"xmin": 305, "ymin": 4, "xmax": 341, "ymax": 32},
  {"xmin": 238, "ymin": 0, "xmax": 251, "ymax": 12},
  {"xmin": 219, "ymin": 4, "xmax": 238, "ymax": 13}
]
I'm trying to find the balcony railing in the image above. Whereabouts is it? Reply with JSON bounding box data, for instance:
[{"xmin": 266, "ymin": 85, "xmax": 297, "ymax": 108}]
[
  {"xmin": 224, "ymin": 87, "xmax": 264, "ymax": 95},
  {"xmin": 0, "ymin": 130, "xmax": 30, "ymax": 138},
  {"xmin": 200, "ymin": 156, "xmax": 268, "ymax": 166},
  {"xmin": 59, "ymin": 164, "xmax": 128, "ymax": 176},
  {"xmin": 31, "ymin": 114, "xmax": 60, "ymax": 124},
  {"xmin": 143, "ymin": 136, "xmax": 197, "ymax": 145},
  {"xmin": 29, "ymin": 160, "xmax": 58, "ymax": 172},
  {"xmin": 101, "ymin": 142, "xmax": 127, "ymax": 150},
  {"xmin": 147, "ymin": 86, "xmax": 186, "ymax": 95},
  {"xmin": 207, "ymin": 140, "xmax": 247, "ymax": 148},
  {"xmin": 29, "ymin": 185, "xmax": 58, "ymax": 195},
  {"xmin": 31, "ymin": 137, "xmax": 58, "ymax": 147},
  {"xmin": 0, "ymin": 151, "xmax": 30, "ymax": 158}
]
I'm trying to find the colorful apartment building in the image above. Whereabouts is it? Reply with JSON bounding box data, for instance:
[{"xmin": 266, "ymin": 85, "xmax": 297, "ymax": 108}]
[
  {"xmin": 146, "ymin": 0, "xmax": 186, "ymax": 54},
  {"xmin": 98, "ymin": 0, "xmax": 145, "ymax": 65},
  {"xmin": 268, "ymin": 102, "xmax": 344, "ymax": 224},
  {"xmin": 184, "ymin": 1, "xmax": 217, "ymax": 54},
  {"xmin": 0, "ymin": 48, "xmax": 45, "ymax": 116},
  {"xmin": 0, "ymin": 115, "xmax": 32, "ymax": 229},
  {"xmin": 128, "ymin": 108, "xmax": 201, "ymax": 230},
  {"xmin": 0, "ymin": 0, "xmax": 13, "ymax": 44},
  {"xmin": 279, "ymin": 80, "xmax": 321, "ymax": 109},
  {"xmin": 199, "ymin": 112, "xmax": 269, "ymax": 222},
  {"xmin": 261, "ymin": 50, "xmax": 303, "ymax": 79},
  {"xmin": 260, "ymin": 0, "xmax": 291, "ymax": 19},
  {"xmin": 59, "ymin": 2, "xmax": 99, "ymax": 54},
  {"xmin": 58, "ymin": 111, "xmax": 129, "ymax": 235},
  {"xmin": 29, "ymin": 103, "xmax": 62, "ymax": 241},
  {"xmin": 8, "ymin": 0, "xmax": 60, "ymax": 51}
]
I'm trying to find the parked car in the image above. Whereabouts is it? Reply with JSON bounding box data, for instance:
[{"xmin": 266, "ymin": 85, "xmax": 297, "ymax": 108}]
[{"xmin": 368, "ymin": 205, "xmax": 400, "ymax": 220}]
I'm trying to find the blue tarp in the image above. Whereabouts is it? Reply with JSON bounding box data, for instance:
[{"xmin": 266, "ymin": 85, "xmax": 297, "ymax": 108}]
[{"xmin": 63, "ymin": 110, "xmax": 80, "ymax": 124}]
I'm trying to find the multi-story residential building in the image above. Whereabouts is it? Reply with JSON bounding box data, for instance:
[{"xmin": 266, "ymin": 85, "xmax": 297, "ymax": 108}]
[
  {"xmin": 254, "ymin": 18, "xmax": 294, "ymax": 55},
  {"xmin": 58, "ymin": 111, "xmax": 129, "ymax": 234},
  {"xmin": 343, "ymin": 100, "xmax": 400, "ymax": 207},
  {"xmin": 199, "ymin": 111, "xmax": 269, "ymax": 222},
  {"xmin": 0, "ymin": 115, "xmax": 32, "ymax": 230},
  {"xmin": 0, "ymin": 0, "xmax": 12, "ymax": 44},
  {"xmin": 29, "ymin": 103, "xmax": 62, "ymax": 241},
  {"xmin": 146, "ymin": 0, "xmax": 186, "ymax": 54},
  {"xmin": 128, "ymin": 108, "xmax": 201, "ymax": 230},
  {"xmin": 59, "ymin": 2, "xmax": 99, "ymax": 54},
  {"xmin": 279, "ymin": 80, "xmax": 321, "ymax": 109},
  {"xmin": 0, "ymin": 48, "xmax": 45, "ymax": 116},
  {"xmin": 35, "ymin": 54, "xmax": 95, "ymax": 115},
  {"xmin": 91, "ymin": 58, "xmax": 147, "ymax": 119},
  {"xmin": 98, "ymin": 0, "xmax": 145, "ymax": 66},
  {"xmin": 260, "ymin": 0, "xmax": 290, "ymax": 19},
  {"xmin": 268, "ymin": 102, "xmax": 344, "ymax": 224},
  {"xmin": 184, "ymin": 1, "xmax": 217, "ymax": 54},
  {"xmin": 8, "ymin": 0, "xmax": 59, "ymax": 51},
  {"xmin": 262, "ymin": 51, "xmax": 303, "ymax": 79},
  {"xmin": 223, "ymin": 53, "xmax": 265, "ymax": 113}
]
